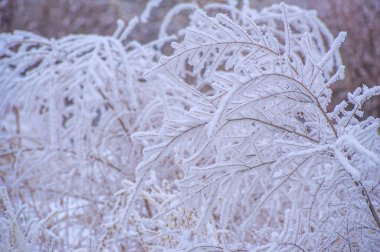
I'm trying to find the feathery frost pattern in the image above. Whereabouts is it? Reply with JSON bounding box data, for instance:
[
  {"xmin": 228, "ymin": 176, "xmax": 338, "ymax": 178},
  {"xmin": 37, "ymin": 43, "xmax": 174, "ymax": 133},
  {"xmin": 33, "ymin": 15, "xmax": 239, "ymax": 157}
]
[{"xmin": 1, "ymin": 1, "xmax": 379, "ymax": 251}]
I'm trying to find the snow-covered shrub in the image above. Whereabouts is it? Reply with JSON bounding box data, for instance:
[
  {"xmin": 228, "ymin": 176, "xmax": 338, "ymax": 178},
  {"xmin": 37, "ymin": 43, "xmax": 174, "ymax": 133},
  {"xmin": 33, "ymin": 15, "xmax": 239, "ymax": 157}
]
[
  {"xmin": 0, "ymin": 16, "xmax": 176, "ymax": 249},
  {"xmin": 1, "ymin": 1, "xmax": 379, "ymax": 251},
  {"xmin": 0, "ymin": 186, "xmax": 57, "ymax": 251}
]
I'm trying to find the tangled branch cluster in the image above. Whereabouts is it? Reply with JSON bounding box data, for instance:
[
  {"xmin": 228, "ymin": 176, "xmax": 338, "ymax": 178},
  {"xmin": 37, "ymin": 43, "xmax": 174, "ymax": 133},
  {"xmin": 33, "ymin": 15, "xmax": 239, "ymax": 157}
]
[{"xmin": 1, "ymin": 1, "xmax": 379, "ymax": 251}]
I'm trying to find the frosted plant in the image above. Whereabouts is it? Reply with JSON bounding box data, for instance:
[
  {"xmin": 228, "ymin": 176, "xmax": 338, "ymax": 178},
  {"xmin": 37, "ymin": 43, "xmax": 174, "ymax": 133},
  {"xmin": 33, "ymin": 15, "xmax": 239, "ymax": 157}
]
[
  {"xmin": 117, "ymin": 2, "xmax": 380, "ymax": 251},
  {"xmin": 0, "ymin": 14, "xmax": 175, "ymax": 250},
  {"xmin": 0, "ymin": 186, "xmax": 58, "ymax": 251},
  {"xmin": 0, "ymin": 1, "xmax": 379, "ymax": 251}
]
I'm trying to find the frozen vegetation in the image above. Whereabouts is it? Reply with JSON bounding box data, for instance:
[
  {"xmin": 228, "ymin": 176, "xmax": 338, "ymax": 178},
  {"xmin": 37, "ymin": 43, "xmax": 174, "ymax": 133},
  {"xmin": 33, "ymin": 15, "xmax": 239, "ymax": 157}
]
[{"xmin": 0, "ymin": 1, "xmax": 379, "ymax": 251}]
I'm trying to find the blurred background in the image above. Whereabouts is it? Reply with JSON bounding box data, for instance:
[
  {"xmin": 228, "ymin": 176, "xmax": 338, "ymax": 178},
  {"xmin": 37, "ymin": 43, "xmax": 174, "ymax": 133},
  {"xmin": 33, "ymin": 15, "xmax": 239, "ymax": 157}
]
[{"xmin": 1, "ymin": 0, "xmax": 379, "ymax": 116}]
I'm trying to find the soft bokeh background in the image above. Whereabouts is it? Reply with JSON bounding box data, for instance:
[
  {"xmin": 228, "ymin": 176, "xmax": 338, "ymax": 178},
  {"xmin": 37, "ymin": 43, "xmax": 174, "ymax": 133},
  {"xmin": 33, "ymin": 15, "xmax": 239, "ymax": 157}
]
[{"xmin": 1, "ymin": 0, "xmax": 379, "ymax": 116}]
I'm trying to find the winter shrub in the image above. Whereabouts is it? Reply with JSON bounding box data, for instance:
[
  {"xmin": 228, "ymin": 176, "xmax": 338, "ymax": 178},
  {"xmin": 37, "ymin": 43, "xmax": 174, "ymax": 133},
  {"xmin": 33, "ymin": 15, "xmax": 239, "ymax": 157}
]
[{"xmin": 1, "ymin": 1, "xmax": 379, "ymax": 251}]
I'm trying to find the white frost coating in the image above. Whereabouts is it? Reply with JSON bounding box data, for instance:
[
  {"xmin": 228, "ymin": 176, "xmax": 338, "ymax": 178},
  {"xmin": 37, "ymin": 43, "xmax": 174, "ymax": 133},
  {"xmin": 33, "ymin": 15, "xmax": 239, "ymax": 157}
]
[
  {"xmin": 339, "ymin": 134, "xmax": 380, "ymax": 166},
  {"xmin": 119, "ymin": 16, "xmax": 139, "ymax": 41},
  {"xmin": 141, "ymin": 0, "xmax": 163, "ymax": 23},
  {"xmin": 333, "ymin": 147, "xmax": 361, "ymax": 180},
  {"xmin": 207, "ymin": 83, "xmax": 240, "ymax": 138},
  {"xmin": 281, "ymin": 3, "xmax": 291, "ymax": 57},
  {"xmin": 1, "ymin": 2, "xmax": 379, "ymax": 252},
  {"xmin": 113, "ymin": 19, "xmax": 125, "ymax": 38},
  {"xmin": 159, "ymin": 3, "xmax": 198, "ymax": 38},
  {"xmin": 317, "ymin": 32, "xmax": 346, "ymax": 70}
]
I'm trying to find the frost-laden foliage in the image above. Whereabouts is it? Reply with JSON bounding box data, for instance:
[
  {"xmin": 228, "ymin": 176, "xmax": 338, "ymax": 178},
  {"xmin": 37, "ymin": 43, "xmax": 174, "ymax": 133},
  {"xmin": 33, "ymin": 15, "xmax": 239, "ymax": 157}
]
[
  {"xmin": 0, "ymin": 186, "xmax": 57, "ymax": 251},
  {"xmin": 117, "ymin": 3, "xmax": 380, "ymax": 252},
  {"xmin": 1, "ymin": 1, "xmax": 380, "ymax": 251},
  {"xmin": 0, "ymin": 17, "xmax": 179, "ymax": 249}
]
